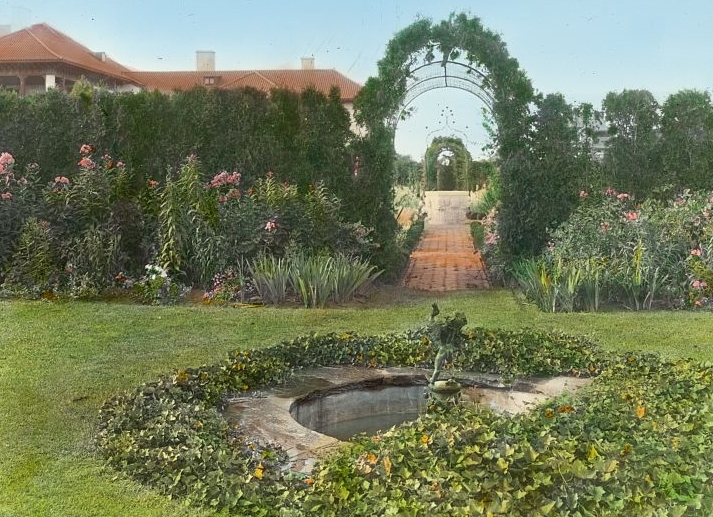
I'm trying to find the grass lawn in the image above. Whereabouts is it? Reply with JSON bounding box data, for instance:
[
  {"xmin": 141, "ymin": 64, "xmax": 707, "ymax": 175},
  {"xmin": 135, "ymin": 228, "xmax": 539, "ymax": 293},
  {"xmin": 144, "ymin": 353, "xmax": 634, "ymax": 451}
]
[{"xmin": 1, "ymin": 287, "xmax": 712, "ymax": 516}]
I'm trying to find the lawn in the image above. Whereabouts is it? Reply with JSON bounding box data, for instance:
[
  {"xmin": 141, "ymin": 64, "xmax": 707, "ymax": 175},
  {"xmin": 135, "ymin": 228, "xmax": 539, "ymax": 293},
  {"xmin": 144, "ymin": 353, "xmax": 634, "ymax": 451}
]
[{"xmin": 1, "ymin": 288, "xmax": 712, "ymax": 516}]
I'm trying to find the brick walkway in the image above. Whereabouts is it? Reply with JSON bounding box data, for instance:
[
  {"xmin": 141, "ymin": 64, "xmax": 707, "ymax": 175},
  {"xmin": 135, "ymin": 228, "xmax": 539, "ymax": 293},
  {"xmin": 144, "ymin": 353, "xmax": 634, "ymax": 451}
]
[{"xmin": 401, "ymin": 192, "xmax": 489, "ymax": 291}]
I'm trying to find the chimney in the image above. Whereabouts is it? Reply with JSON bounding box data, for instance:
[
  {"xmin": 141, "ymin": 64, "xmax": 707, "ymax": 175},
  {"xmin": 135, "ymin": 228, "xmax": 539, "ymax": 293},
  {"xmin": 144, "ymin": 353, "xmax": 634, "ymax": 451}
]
[
  {"xmin": 196, "ymin": 50, "xmax": 216, "ymax": 72},
  {"xmin": 93, "ymin": 51, "xmax": 106, "ymax": 62},
  {"xmin": 300, "ymin": 56, "xmax": 315, "ymax": 70},
  {"xmin": 0, "ymin": 25, "xmax": 11, "ymax": 37}
]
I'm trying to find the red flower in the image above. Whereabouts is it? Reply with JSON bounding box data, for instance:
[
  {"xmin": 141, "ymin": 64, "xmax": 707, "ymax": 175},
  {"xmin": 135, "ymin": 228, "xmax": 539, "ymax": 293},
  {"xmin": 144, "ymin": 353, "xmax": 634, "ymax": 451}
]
[{"xmin": 79, "ymin": 144, "xmax": 93, "ymax": 155}]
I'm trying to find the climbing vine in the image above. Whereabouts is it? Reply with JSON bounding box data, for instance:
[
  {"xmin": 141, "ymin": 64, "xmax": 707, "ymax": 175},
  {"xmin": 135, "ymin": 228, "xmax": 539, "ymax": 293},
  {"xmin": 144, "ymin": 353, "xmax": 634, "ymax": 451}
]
[
  {"xmin": 424, "ymin": 136, "xmax": 473, "ymax": 191},
  {"xmin": 353, "ymin": 12, "xmax": 535, "ymax": 258}
]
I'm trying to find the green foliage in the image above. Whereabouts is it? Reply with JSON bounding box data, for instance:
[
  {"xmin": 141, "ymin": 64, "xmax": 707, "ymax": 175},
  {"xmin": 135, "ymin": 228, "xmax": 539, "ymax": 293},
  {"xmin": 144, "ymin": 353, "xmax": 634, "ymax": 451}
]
[
  {"xmin": 330, "ymin": 254, "xmax": 382, "ymax": 304},
  {"xmin": 499, "ymin": 93, "xmax": 586, "ymax": 258},
  {"xmin": 393, "ymin": 153, "xmax": 421, "ymax": 187},
  {"xmin": 0, "ymin": 154, "xmax": 38, "ymax": 279},
  {"xmin": 1, "ymin": 217, "xmax": 57, "ymax": 296},
  {"xmin": 661, "ymin": 90, "xmax": 713, "ymax": 191},
  {"xmin": 289, "ymin": 254, "xmax": 336, "ymax": 308},
  {"xmin": 250, "ymin": 254, "xmax": 291, "ymax": 305},
  {"xmin": 424, "ymin": 137, "xmax": 473, "ymax": 191},
  {"xmin": 305, "ymin": 354, "xmax": 713, "ymax": 516},
  {"xmin": 97, "ymin": 312, "xmax": 713, "ymax": 516},
  {"xmin": 602, "ymin": 89, "xmax": 663, "ymax": 199},
  {"xmin": 96, "ymin": 320, "xmax": 607, "ymax": 515},
  {"xmin": 523, "ymin": 188, "xmax": 713, "ymax": 311}
]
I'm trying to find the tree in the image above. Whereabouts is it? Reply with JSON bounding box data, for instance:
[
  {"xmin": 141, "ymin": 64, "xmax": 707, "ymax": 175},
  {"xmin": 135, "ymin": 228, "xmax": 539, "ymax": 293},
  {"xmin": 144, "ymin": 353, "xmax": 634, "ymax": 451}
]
[
  {"xmin": 392, "ymin": 154, "xmax": 421, "ymax": 187},
  {"xmin": 602, "ymin": 89, "xmax": 662, "ymax": 198},
  {"xmin": 660, "ymin": 89, "xmax": 713, "ymax": 191},
  {"xmin": 499, "ymin": 93, "xmax": 582, "ymax": 257}
]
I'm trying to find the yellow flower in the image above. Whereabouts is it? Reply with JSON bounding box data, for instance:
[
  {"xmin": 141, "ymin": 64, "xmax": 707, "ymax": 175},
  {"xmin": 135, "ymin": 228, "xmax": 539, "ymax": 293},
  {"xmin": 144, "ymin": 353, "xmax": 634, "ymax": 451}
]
[
  {"xmin": 421, "ymin": 434, "xmax": 431, "ymax": 445},
  {"xmin": 636, "ymin": 405, "xmax": 646, "ymax": 419},
  {"xmin": 620, "ymin": 444, "xmax": 632, "ymax": 457},
  {"xmin": 366, "ymin": 453, "xmax": 378, "ymax": 465},
  {"xmin": 304, "ymin": 477, "xmax": 315, "ymax": 485},
  {"xmin": 254, "ymin": 463, "xmax": 264, "ymax": 480},
  {"xmin": 544, "ymin": 408, "xmax": 555, "ymax": 418}
]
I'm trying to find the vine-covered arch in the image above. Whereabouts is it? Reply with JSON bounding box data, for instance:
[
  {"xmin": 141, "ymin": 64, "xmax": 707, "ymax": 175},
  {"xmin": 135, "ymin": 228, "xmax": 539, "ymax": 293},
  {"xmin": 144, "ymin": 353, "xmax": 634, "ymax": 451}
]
[
  {"xmin": 354, "ymin": 12, "xmax": 534, "ymax": 157},
  {"xmin": 349, "ymin": 12, "xmax": 536, "ymax": 259},
  {"xmin": 424, "ymin": 136, "xmax": 473, "ymax": 191}
]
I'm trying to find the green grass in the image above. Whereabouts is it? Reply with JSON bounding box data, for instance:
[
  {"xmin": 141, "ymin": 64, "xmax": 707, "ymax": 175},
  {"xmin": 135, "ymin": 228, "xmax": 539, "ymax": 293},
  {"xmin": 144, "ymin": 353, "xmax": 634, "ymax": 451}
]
[{"xmin": 1, "ymin": 289, "xmax": 713, "ymax": 516}]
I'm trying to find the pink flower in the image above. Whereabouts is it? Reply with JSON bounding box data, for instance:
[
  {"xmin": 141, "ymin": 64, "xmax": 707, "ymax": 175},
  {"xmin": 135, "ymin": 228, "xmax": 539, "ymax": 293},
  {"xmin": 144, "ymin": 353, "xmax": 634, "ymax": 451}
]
[
  {"xmin": 79, "ymin": 144, "xmax": 93, "ymax": 155},
  {"xmin": 1, "ymin": 191, "xmax": 12, "ymax": 199},
  {"xmin": 264, "ymin": 220, "xmax": 277, "ymax": 232},
  {"xmin": 147, "ymin": 179, "xmax": 159, "ymax": 188},
  {"xmin": 692, "ymin": 279, "xmax": 708, "ymax": 289},
  {"xmin": 218, "ymin": 195, "xmax": 228, "ymax": 203},
  {"xmin": 54, "ymin": 176, "xmax": 70, "ymax": 185},
  {"xmin": 0, "ymin": 152, "xmax": 14, "ymax": 166},
  {"xmin": 695, "ymin": 299, "xmax": 703, "ymax": 307},
  {"xmin": 227, "ymin": 188, "xmax": 241, "ymax": 199},
  {"xmin": 616, "ymin": 193, "xmax": 630, "ymax": 201},
  {"xmin": 624, "ymin": 211, "xmax": 638, "ymax": 221},
  {"xmin": 207, "ymin": 171, "xmax": 241, "ymax": 188},
  {"xmin": 116, "ymin": 161, "xmax": 124, "ymax": 168},
  {"xmin": 600, "ymin": 221, "xmax": 611, "ymax": 232},
  {"xmin": 17, "ymin": 177, "xmax": 27, "ymax": 186},
  {"xmin": 604, "ymin": 187, "xmax": 617, "ymax": 197},
  {"xmin": 78, "ymin": 157, "xmax": 95, "ymax": 169},
  {"xmin": 579, "ymin": 190, "xmax": 588, "ymax": 198},
  {"xmin": 691, "ymin": 248, "xmax": 702, "ymax": 257}
]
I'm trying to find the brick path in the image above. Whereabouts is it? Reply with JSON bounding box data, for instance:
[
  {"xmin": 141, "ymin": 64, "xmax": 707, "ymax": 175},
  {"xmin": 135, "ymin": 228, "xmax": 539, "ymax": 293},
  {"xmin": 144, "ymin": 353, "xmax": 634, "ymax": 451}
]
[{"xmin": 401, "ymin": 192, "xmax": 489, "ymax": 291}]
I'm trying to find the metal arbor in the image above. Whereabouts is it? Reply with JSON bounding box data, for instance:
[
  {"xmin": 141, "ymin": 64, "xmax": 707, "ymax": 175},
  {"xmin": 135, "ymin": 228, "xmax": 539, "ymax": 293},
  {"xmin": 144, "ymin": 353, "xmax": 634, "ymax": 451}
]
[{"xmin": 388, "ymin": 59, "xmax": 495, "ymax": 130}]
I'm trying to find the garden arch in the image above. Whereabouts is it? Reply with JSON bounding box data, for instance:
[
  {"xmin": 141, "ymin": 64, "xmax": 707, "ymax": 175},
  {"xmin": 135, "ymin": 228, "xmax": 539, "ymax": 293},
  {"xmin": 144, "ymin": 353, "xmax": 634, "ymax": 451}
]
[
  {"xmin": 424, "ymin": 136, "xmax": 473, "ymax": 191},
  {"xmin": 349, "ymin": 12, "xmax": 535, "ymax": 254},
  {"xmin": 353, "ymin": 12, "xmax": 534, "ymax": 158}
]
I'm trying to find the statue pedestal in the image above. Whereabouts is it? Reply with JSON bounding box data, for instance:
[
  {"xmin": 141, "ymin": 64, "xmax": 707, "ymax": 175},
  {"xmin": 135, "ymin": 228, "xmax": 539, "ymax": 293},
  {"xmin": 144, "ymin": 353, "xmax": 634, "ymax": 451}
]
[{"xmin": 428, "ymin": 379, "xmax": 462, "ymax": 402}]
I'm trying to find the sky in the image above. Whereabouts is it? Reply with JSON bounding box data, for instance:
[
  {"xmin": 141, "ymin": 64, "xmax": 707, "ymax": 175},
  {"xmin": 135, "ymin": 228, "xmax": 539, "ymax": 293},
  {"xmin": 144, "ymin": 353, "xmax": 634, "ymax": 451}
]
[{"xmin": 2, "ymin": 1, "xmax": 713, "ymax": 160}]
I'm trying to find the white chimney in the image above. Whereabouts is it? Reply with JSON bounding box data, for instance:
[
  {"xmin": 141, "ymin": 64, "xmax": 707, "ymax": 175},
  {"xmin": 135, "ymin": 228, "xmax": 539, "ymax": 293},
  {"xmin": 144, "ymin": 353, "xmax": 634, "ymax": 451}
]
[
  {"xmin": 196, "ymin": 51, "xmax": 216, "ymax": 72},
  {"xmin": 301, "ymin": 56, "xmax": 315, "ymax": 70},
  {"xmin": 0, "ymin": 25, "xmax": 11, "ymax": 37}
]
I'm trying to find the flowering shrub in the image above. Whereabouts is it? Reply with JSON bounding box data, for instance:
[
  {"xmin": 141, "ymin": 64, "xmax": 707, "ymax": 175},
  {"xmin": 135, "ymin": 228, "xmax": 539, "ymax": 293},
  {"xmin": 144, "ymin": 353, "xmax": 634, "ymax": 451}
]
[
  {"xmin": 516, "ymin": 188, "xmax": 713, "ymax": 311},
  {"xmin": 0, "ymin": 152, "xmax": 37, "ymax": 279},
  {"xmin": 133, "ymin": 264, "xmax": 188, "ymax": 305},
  {"xmin": 202, "ymin": 266, "xmax": 255, "ymax": 304}
]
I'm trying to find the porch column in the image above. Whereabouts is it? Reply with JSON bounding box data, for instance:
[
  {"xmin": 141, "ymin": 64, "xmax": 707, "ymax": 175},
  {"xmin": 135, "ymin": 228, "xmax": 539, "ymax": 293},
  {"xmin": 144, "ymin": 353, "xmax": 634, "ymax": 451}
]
[
  {"xmin": 45, "ymin": 74, "xmax": 55, "ymax": 91},
  {"xmin": 19, "ymin": 75, "xmax": 25, "ymax": 96}
]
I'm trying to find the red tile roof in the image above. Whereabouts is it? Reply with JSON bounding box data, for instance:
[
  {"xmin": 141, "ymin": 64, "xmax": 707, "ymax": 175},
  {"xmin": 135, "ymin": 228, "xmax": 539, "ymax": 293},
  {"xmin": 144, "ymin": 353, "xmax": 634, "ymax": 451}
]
[
  {"xmin": 0, "ymin": 23, "xmax": 134, "ymax": 82},
  {"xmin": 0, "ymin": 23, "xmax": 362, "ymax": 101},
  {"xmin": 127, "ymin": 69, "xmax": 361, "ymax": 101}
]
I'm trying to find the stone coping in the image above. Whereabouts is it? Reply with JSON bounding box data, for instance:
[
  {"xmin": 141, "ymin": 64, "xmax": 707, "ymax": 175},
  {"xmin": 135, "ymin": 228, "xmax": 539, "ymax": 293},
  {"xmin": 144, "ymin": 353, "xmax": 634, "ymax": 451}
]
[{"xmin": 223, "ymin": 366, "xmax": 592, "ymax": 473}]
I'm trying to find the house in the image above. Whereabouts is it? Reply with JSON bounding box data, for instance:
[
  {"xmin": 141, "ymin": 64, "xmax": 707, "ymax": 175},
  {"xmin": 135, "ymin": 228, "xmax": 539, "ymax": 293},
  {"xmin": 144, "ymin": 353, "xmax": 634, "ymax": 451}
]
[{"xmin": 0, "ymin": 23, "xmax": 361, "ymax": 112}]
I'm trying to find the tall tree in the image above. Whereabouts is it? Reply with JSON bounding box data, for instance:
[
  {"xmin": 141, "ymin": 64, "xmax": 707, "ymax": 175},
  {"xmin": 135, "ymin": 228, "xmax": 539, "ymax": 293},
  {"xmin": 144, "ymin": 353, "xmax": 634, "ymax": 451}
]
[
  {"xmin": 602, "ymin": 89, "xmax": 662, "ymax": 198},
  {"xmin": 661, "ymin": 89, "xmax": 713, "ymax": 191},
  {"xmin": 499, "ymin": 93, "xmax": 582, "ymax": 257}
]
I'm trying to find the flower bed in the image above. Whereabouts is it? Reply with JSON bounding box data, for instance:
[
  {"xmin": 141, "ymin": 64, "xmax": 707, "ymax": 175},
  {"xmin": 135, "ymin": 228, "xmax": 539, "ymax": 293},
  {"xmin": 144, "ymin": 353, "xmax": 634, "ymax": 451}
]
[{"xmin": 96, "ymin": 322, "xmax": 713, "ymax": 516}]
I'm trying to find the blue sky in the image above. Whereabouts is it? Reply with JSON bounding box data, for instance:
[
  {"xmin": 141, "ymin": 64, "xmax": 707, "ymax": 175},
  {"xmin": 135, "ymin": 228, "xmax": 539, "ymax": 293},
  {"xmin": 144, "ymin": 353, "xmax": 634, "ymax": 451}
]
[{"xmin": 2, "ymin": 1, "xmax": 713, "ymax": 159}]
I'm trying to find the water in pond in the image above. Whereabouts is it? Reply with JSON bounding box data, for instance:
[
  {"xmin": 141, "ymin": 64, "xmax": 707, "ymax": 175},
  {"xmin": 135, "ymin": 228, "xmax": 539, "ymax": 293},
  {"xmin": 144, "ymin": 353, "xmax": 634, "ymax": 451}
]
[{"xmin": 290, "ymin": 382, "xmax": 428, "ymax": 441}]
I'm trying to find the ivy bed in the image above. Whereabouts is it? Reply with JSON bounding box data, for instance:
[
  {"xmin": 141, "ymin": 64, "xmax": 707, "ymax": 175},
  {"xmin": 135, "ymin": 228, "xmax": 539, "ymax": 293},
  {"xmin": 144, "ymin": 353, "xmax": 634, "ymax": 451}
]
[{"xmin": 96, "ymin": 323, "xmax": 713, "ymax": 516}]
